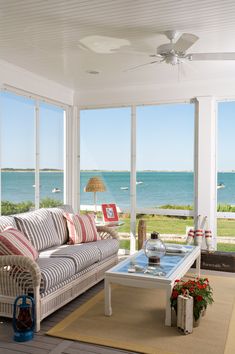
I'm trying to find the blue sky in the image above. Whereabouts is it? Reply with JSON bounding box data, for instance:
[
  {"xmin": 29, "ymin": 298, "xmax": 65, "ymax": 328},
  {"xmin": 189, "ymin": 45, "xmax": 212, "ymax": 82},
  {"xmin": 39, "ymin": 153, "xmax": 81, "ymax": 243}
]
[
  {"xmin": 1, "ymin": 92, "xmax": 64, "ymax": 169},
  {"xmin": 80, "ymin": 104, "xmax": 194, "ymax": 171},
  {"xmin": 1, "ymin": 91, "xmax": 234, "ymax": 171}
]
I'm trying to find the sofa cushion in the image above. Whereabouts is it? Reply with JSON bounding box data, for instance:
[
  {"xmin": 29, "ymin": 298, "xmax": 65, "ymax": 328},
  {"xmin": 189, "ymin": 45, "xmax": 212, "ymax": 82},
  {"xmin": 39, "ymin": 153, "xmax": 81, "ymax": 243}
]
[
  {"xmin": 64, "ymin": 213, "xmax": 100, "ymax": 244},
  {"xmin": 39, "ymin": 243, "xmax": 100, "ymax": 273},
  {"xmin": 37, "ymin": 257, "xmax": 76, "ymax": 292},
  {"xmin": 94, "ymin": 239, "xmax": 120, "ymax": 261},
  {"xmin": 14, "ymin": 209, "xmax": 60, "ymax": 251},
  {"xmin": 0, "ymin": 227, "xmax": 38, "ymax": 260},
  {"xmin": 0, "ymin": 216, "xmax": 17, "ymax": 232},
  {"xmin": 48, "ymin": 205, "xmax": 74, "ymax": 245}
]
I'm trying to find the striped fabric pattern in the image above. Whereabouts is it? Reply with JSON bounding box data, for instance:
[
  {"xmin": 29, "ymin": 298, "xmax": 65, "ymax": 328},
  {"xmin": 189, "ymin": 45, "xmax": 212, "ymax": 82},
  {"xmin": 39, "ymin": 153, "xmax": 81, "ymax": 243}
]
[
  {"xmin": 40, "ymin": 255, "xmax": 115, "ymax": 297},
  {"xmin": 64, "ymin": 213, "xmax": 100, "ymax": 244},
  {"xmin": 39, "ymin": 243, "xmax": 100, "ymax": 273},
  {"xmin": 0, "ymin": 227, "xmax": 38, "ymax": 260},
  {"xmin": 0, "ymin": 216, "xmax": 17, "ymax": 232},
  {"xmin": 48, "ymin": 205, "xmax": 74, "ymax": 245},
  {"xmin": 37, "ymin": 257, "xmax": 76, "ymax": 292},
  {"xmin": 14, "ymin": 209, "xmax": 60, "ymax": 251},
  {"xmin": 94, "ymin": 239, "xmax": 120, "ymax": 260}
]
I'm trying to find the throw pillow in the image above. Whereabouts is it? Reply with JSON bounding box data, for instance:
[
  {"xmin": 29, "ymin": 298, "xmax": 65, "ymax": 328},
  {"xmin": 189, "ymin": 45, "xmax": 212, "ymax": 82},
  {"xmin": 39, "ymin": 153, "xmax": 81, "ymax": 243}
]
[
  {"xmin": 63, "ymin": 213, "xmax": 100, "ymax": 244},
  {"xmin": 14, "ymin": 209, "xmax": 60, "ymax": 251},
  {"xmin": 0, "ymin": 227, "xmax": 38, "ymax": 260}
]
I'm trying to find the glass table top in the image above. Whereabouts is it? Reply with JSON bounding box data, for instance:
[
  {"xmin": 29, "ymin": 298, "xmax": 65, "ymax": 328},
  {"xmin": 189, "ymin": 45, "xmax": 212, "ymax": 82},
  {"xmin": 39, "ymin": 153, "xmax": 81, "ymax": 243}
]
[{"xmin": 115, "ymin": 244, "xmax": 197, "ymax": 278}]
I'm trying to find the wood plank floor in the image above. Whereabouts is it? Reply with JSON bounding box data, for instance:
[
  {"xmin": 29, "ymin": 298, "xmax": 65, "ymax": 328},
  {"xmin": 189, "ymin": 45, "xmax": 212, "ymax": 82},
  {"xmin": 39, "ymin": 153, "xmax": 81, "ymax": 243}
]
[{"xmin": 0, "ymin": 280, "xmax": 137, "ymax": 354}]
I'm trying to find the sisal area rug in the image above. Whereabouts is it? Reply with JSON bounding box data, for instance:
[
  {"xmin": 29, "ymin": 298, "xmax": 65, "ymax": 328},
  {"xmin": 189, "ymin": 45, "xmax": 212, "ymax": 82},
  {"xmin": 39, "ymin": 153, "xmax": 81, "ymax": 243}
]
[{"xmin": 47, "ymin": 275, "xmax": 235, "ymax": 354}]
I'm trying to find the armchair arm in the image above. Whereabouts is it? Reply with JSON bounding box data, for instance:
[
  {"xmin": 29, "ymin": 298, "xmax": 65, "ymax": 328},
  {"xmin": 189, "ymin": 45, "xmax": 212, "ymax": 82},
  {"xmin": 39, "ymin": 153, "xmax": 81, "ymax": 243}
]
[
  {"xmin": 0, "ymin": 255, "xmax": 41, "ymax": 297},
  {"xmin": 96, "ymin": 225, "xmax": 119, "ymax": 240}
]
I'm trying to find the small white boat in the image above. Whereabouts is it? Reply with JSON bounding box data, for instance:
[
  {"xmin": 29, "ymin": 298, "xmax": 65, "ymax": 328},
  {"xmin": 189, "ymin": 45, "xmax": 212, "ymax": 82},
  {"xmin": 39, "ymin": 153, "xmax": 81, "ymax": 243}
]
[
  {"xmin": 217, "ymin": 183, "xmax": 225, "ymax": 189},
  {"xmin": 136, "ymin": 181, "xmax": 143, "ymax": 185},
  {"xmin": 120, "ymin": 187, "xmax": 128, "ymax": 190},
  {"xmin": 52, "ymin": 188, "xmax": 61, "ymax": 193}
]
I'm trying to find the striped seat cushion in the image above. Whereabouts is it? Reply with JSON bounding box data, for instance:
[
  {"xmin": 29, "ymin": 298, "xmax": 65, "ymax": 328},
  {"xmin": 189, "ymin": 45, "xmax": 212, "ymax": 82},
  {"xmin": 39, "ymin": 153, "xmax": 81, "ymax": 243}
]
[
  {"xmin": 37, "ymin": 257, "xmax": 76, "ymax": 292},
  {"xmin": 39, "ymin": 243, "xmax": 100, "ymax": 273},
  {"xmin": 48, "ymin": 205, "xmax": 74, "ymax": 245},
  {"xmin": 0, "ymin": 227, "xmax": 38, "ymax": 260},
  {"xmin": 94, "ymin": 239, "xmax": 120, "ymax": 260},
  {"xmin": 14, "ymin": 209, "xmax": 60, "ymax": 251},
  {"xmin": 0, "ymin": 216, "xmax": 17, "ymax": 232},
  {"xmin": 63, "ymin": 213, "xmax": 100, "ymax": 244}
]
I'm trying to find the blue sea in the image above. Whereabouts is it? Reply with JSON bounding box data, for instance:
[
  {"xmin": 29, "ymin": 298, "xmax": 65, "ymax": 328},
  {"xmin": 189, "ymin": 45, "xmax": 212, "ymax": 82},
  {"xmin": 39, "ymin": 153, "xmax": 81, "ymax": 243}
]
[{"xmin": 1, "ymin": 171, "xmax": 234, "ymax": 208}]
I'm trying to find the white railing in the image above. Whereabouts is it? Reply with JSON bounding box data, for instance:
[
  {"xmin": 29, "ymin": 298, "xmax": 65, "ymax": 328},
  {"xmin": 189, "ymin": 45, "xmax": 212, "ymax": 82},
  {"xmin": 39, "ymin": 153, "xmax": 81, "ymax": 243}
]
[{"xmin": 81, "ymin": 204, "xmax": 235, "ymax": 219}]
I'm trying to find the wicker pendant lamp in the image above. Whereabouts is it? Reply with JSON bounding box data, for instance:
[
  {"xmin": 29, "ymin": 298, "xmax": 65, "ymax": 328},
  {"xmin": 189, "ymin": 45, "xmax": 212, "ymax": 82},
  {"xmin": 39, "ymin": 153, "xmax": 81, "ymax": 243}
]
[{"xmin": 84, "ymin": 176, "xmax": 106, "ymax": 215}]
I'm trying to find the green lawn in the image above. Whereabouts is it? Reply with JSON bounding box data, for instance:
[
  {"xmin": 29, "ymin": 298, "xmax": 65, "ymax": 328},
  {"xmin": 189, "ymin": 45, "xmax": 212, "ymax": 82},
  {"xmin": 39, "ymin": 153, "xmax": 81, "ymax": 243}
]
[
  {"xmin": 117, "ymin": 214, "xmax": 235, "ymax": 237},
  {"xmin": 118, "ymin": 214, "xmax": 194, "ymax": 234}
]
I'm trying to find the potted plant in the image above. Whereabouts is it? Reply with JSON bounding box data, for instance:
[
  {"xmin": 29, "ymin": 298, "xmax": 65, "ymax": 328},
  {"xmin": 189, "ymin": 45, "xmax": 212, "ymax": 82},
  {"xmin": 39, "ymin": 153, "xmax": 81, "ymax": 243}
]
[{"xmin": 170, "ymin": 277, "xmax": 214, "ymax": 324}]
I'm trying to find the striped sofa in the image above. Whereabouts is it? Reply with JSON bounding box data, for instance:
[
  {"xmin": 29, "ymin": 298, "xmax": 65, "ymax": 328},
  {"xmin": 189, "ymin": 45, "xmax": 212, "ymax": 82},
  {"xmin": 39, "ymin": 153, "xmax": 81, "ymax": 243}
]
[{"xmin": 0, "ymin": 206, "xmax": 119, "ymax": 331}]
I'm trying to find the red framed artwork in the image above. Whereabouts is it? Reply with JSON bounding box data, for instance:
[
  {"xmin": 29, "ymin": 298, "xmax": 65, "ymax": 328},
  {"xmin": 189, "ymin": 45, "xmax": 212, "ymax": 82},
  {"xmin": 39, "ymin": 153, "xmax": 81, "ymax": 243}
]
[{"xmin": 101, "ymin": 204, "xmax": 119, "ymax": 222}]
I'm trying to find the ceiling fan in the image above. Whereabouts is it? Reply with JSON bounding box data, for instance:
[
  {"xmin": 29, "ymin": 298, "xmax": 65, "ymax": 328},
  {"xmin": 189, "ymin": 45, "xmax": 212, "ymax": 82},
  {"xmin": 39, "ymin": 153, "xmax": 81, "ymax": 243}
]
[
  {"xmin": 124, "ymin": 30, "xmax": 235, "ymax": 71},
  {"xmin": 79, "ymin": 31, "xmax": 235, "ymax": 71}
]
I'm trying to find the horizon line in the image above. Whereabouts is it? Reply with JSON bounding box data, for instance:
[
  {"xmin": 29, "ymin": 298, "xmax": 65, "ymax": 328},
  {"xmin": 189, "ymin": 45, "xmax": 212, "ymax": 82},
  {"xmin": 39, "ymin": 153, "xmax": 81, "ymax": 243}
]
[{"xmin": 1, "ymin": 168, "xmax": 235, "ymax": 173}]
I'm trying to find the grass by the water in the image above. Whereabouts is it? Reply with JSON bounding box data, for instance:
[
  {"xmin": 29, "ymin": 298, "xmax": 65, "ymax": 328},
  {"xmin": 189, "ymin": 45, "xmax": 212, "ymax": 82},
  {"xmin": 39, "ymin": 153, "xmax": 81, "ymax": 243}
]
[{"xmin": 117, "ymin": 214, "xmax": 235, "ymax": 237}]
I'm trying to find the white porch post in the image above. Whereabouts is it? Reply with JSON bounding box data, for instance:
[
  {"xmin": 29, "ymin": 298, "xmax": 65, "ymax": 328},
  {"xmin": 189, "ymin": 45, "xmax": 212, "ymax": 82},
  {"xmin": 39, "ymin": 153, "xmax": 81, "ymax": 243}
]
[
  {"xmin": 194, "ymin": 97, "xmax": 217, "ymax": 250},
  {"xmin": 130, "ymin": 105, "xmax": 136, "ymax": 254},
  {"xmin": 71, "ymin": 106, "xmax": 80, "ymax": 213}
]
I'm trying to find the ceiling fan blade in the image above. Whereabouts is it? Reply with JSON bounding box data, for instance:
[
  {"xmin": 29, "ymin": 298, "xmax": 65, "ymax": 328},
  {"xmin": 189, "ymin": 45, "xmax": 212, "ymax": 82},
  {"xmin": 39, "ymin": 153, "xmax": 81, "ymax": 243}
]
[
  {"xmin": 124, "ymin": 60, "xmax": 162, "ymax": 72},
  {"xmin": 174, "ymin": 33, "xmax": 199, "ymax": 52},
  {"xmin": 186, "ymin": 52, "xmax": 235, "ymax": 60}
]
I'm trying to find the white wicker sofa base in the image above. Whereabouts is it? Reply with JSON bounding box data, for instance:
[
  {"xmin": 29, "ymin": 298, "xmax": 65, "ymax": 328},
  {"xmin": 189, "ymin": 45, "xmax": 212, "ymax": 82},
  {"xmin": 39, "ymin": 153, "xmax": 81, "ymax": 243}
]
[{"xmin": 0, "ymin": 207, "xmax": 119, "ymax": 332}]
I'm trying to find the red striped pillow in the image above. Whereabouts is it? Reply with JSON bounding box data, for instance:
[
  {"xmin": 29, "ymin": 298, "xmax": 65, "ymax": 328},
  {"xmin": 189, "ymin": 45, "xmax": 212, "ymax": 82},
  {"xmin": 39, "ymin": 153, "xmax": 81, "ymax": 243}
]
[
  {"xmin": 0, "ymin": 227, "xmax": 38, "ymax": 260},
  {"xmin": 63, "ymin": 213, "xmax": 100, "ymax": 244}
]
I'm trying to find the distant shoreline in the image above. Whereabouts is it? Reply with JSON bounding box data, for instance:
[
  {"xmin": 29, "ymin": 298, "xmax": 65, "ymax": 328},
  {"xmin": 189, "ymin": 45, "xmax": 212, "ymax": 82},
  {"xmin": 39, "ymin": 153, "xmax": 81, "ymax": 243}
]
[
  {"xmin": 1, "ymin": 169, "xmax": 234, "ymax": 173},
  {"xmin": 2, "ymin": 169, "xmax": 63, "ymax": 173}
]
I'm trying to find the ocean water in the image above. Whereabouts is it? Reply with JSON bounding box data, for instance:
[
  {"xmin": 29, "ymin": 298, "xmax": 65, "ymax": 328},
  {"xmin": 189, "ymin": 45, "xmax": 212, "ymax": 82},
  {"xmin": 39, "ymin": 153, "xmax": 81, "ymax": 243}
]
[{"xmin": 1, "ymin": 171, "xmax": 234, "ymax": 208}]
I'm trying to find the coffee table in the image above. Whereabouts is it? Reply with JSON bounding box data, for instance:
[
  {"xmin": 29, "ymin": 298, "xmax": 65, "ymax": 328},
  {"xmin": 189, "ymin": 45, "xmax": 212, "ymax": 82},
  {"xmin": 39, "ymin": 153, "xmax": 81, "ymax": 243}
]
[{"xmin": 104, "ymin": 244, "xmax": 201, "ymax": 326}]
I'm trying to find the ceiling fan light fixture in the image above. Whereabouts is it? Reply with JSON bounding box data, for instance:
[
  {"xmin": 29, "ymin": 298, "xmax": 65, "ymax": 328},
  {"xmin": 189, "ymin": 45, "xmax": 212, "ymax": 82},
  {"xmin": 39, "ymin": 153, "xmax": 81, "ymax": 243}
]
[{"xmin": 165, "ymin": 53, "xmax": 179, "ymax": 65}]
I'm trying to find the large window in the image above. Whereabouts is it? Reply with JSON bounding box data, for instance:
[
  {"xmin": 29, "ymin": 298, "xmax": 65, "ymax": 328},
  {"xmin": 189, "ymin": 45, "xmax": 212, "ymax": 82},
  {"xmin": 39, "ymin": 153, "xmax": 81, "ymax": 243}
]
[
  {"xmin": 136, "ymin": 103, "xmax": 195, "ymax": 236},
  {"xmin": 39, "ymin": 102, "xmax": 65, "ymax": 207},
  {"xmin": 0, "ymin": 91, "xmax": 66, "ymax": 215},
  {"xmin": 1, "ymin": 92, "xmax": 35, "ymax": 214},
  {"xmin": 80, "ymin": 107, "xmax": 131, "ymax": 217}
]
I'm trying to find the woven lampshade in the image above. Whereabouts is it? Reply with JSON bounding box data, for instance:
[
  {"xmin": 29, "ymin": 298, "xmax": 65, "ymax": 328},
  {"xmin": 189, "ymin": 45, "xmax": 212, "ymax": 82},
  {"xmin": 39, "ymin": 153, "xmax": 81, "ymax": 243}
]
[{"xmin": 85, "ymin": 177, "xmax": 106, "ymax": 193}]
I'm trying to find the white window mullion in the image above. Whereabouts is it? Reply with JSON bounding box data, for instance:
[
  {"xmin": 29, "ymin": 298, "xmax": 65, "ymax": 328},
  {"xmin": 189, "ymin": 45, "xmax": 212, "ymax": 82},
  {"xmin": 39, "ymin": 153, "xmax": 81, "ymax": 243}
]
[
  {"xmin": 130, "ymin": 105, "xmax": 137, "ymax": 254},
  {"xmin": 64, "ymin": 108, "xmax": 69, "ymax": 205},
  {"xmin": 35, "ymin": 100, "xmax": 40, "ymax": 209},
  {"xmin": 71, "ymin": 106, "xmax": 80, "ymax": 212}
]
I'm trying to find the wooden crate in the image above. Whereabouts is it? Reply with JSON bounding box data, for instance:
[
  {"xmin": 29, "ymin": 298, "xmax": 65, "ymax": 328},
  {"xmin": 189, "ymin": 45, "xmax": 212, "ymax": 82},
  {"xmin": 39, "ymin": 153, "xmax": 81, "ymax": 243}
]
[{"xmin": 192, "ymin": 250, "xmax": 235, "ymax": 273}]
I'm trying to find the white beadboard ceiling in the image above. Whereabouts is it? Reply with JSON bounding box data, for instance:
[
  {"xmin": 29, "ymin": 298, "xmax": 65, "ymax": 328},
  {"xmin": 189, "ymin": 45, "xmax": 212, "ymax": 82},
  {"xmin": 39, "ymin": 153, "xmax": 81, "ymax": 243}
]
[{"xmin": 1, "ymin": 0, "xmax": 235, "ymax": 91}]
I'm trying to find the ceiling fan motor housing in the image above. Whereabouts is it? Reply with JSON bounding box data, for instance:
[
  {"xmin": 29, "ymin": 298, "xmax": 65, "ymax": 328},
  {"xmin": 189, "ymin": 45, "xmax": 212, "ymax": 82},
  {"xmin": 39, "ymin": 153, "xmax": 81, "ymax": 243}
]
[
  {"xmin": 157, "ymin": 43, "xmax": 174, "ymax": 55},
  {"xmin": 157, "ymin": 43, "xmax": 180, "ymax": 65}
]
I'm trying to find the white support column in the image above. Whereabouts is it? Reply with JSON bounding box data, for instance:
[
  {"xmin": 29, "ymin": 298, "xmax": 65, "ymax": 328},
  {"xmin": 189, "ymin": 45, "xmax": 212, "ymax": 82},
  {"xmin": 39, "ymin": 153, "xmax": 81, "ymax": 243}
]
[
  {"xmin": 0, "ymin": 86, "xmax": 2, "ymax": 215},
  {"xmin": 130, "ymin": 105, "xmax": 137, "ymax": 254},
  {"xmin": 71, "ymin": 106, "xmax": 80, "ymax": 213},
  {"xmin": 35, "ymin": 100, "xmax": 40, "ymax": 210},
  {"xmin": 194, "ymin": 97, "xmax": 217, "ymax": 250}
]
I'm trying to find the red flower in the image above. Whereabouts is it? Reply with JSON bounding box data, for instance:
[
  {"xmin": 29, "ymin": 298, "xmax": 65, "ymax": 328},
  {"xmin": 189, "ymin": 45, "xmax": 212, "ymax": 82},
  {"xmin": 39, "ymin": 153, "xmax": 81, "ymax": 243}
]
[
  {"xmin": 175, "ymin": 279, "xmax": 180, "ymax": 283},
  {"xmin": 196, "ymin": 295, "xmax": 203, "ymax": 302},
  {"xmin": 172, "ymin": 290, "xmax": 178, "ymax": 299}
]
